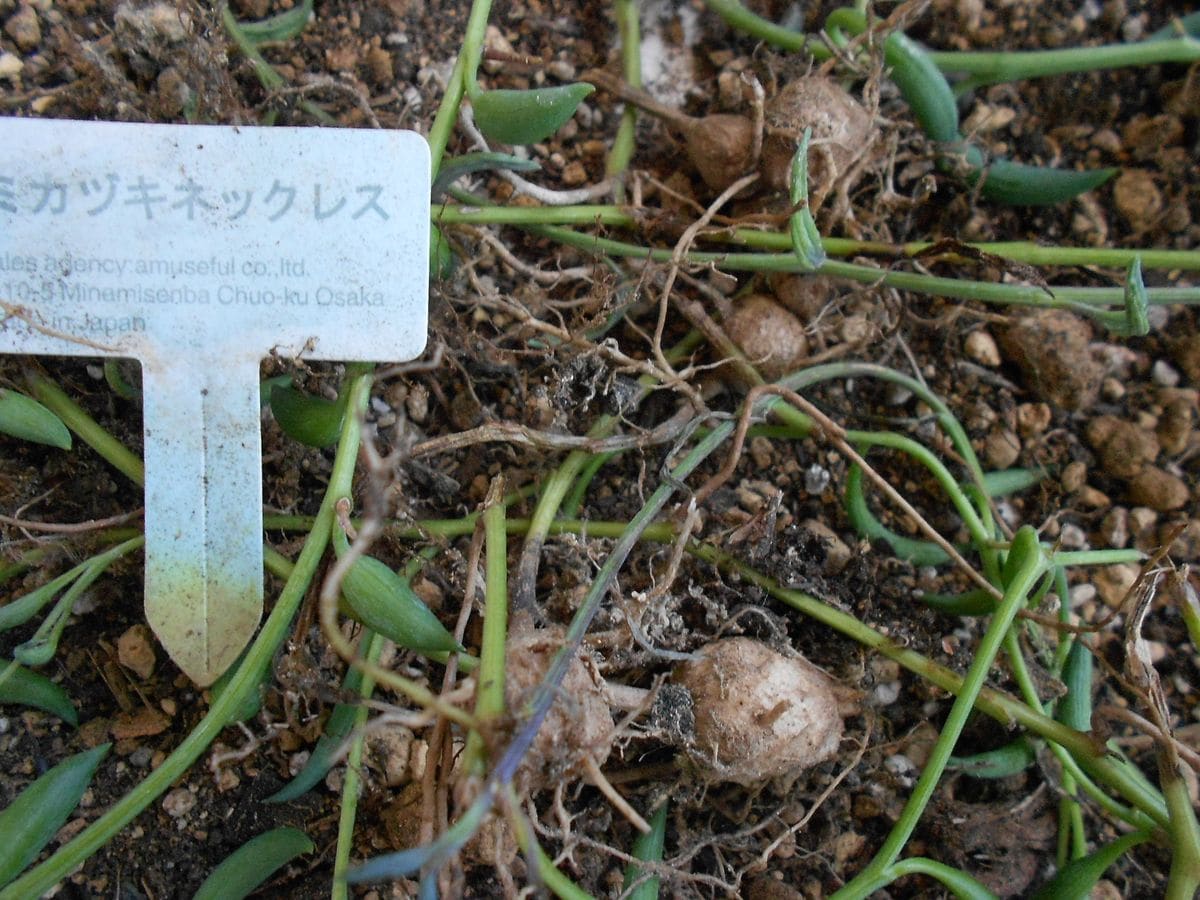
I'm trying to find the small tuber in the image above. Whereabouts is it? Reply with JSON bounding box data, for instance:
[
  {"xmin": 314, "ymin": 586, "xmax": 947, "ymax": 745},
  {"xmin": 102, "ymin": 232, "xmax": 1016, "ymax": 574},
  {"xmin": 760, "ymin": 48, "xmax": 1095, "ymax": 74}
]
[
  {"xmin": 722, "ymin": 293, "xmax": 809, "ymax": 380},
  {"xmin": 585, "ymin": 69, "xmax": 873, "ymax": 199},
  {"xmin": 671, "ymin": 637, "xmax": 844, "ymax": 787}
]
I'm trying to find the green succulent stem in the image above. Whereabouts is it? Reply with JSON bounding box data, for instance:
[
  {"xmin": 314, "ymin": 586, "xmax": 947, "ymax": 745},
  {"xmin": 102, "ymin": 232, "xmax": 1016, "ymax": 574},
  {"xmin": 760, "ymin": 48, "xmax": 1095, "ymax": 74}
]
[
  {"xmin": 28, "ymin": 374, "xmax": 145, "ymax": 486},
  {"xmin": 434, "ymin": 202, "xmax": 1200, "ymax": 272},
  {"xmin": 929, "ymin": 37, "xmax": 1200, "ymax": 93},
  {"xmin": 331, "ymin": 630, "xmax": 387, "ymax": 900}
]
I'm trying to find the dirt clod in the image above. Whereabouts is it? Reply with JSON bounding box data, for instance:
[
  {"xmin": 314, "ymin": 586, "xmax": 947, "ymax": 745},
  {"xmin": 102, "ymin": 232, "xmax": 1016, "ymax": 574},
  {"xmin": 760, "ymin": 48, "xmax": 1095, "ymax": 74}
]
[
  {"xmin": 1127, "ymin": 465, "xmax": 1190, "ymax": 511},
  {"xmin": 997, "ymin": 309, "xmax": 1102, "ymax": 411}
]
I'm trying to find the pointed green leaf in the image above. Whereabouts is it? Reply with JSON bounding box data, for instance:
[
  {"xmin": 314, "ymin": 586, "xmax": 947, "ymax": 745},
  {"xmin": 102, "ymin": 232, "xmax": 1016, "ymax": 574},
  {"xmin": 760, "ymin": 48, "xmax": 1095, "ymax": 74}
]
[
  {"xmin": 884, "ymin": 29, "xmax": 961, "ymax": 143},
  {"xmin": 844, "ymin": 464, "xmax": 949, "ymax": 566},
  {"xmin": 981, "ymin": 467, "xmax": 1047, "ymax": 497},
  {"xmin": 0, "ymin": 389, "xmax": 72, "ymax": 450},
  {"xmin": 1030, "ymin": 830, "xmax": 1149, "ymax": 899},
  {"xmin": 622, "ymin": 802, "xmax": 668, "ymax": 900},
  {"xmin": 430, "ymin": 224, "xmax": 457, "ymax": 281},
  {"xmin": 432, "ymin": 151, "xmax": 541, "ymax": 199},
  {"xmin": 269, "ymin": 383, "xmax": 345, "ymax": 448},
  {"xmin": 0, "ymin": 664, "xmax": 78, "ymax": 725},
  {"xmin": 1056, "ymin": 640, "xmax": 1093, "ymax": 732},
  {"xmin": 472, "ymin": 83, "xmax": 594, "ymax": 145},
  {"xmin": 266, "ymin": 664, "xmax": 364, "ymax": 803},
  {"xmin": 960, "ymin": 145, "xmax": 1117, "ymax": 206},
  {"xmin": 0, "ymin": 569, "xmax": 77, "ymax": 632},
  {"xmin": 333, "ymin": 528, "xmax": 460, "ymax": 654},
  {"xmin": 0, "ymin": 743, "xmax": 109, "ymax": 886},
  {"xmin": 341, "ymin": 555, "xmax": 461, "ymax": 654},
  {"xmin": 236, "ymin": 0, "xmax": 313, "ymax": 46},
  {"xmin": 919, "ymin": 587, "xmax": 997, "ymax": 616},
  {"xmin": 948, "ymin": 736, "xmax": 1036, "ymax": 779},
  {"xmin": 1122, "ymin": 256, "xmax": 1150, "ymax": 337},
  {"xmin": 192, "ymin": 827, "xmax": 314, "ymax": 900}
]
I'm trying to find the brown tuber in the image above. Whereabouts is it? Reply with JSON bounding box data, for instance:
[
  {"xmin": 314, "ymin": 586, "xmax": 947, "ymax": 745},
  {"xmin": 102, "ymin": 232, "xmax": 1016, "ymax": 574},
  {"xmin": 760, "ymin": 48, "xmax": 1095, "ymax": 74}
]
[
  {"xmin": 502, "ymin": 626, "xmax": 616, "ymax": 792},
  {"xmin": 671, "ymin": 637, "xmax": 844, "ymax": 787},
  {"xmin": 500, "ymin": 633, "xmax": 845, "ymax": 797},
  {"xmin": 722, "ymin": 294, "xmax": 809, "ymax": 379},
  {"xmin": 585, "ymin": 69, "xmax": 872, "ymax": 198}
]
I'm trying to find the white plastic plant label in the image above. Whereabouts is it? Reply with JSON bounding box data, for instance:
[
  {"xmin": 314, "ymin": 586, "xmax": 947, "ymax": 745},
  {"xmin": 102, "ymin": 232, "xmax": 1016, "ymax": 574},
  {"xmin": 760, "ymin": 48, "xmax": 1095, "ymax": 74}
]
[{"xmin": 0, "ymin": 118, "xmax": 430, "ymax": 685}]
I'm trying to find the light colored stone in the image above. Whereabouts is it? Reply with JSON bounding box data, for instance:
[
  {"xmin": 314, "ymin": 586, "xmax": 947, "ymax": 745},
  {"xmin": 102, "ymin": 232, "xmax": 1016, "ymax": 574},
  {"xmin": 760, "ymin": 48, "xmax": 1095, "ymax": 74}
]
[
  {"xmin": 984, "ymin": 428, "xmax": 1021, "ymax": 469},
  {"xmin": 162, "ymin": 787, "xmax": 196, "ymax": 818},
  {"xmin": 117, "ymin": 624, "xmax": 157, "ymax": 680},
  {"xmin": 964, "ymin": 329, "xmax": 1001, "ymax": 367},
  {"xmin": 0, "ymin": 51, "xmax": 22, "ymax": 80}
]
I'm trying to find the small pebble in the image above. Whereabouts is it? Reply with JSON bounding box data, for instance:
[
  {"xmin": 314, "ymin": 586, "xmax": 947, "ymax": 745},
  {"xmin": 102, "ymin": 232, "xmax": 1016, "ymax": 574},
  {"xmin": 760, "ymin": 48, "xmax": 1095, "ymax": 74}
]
[
  {"xmin": 1015, "ymin": 402, "xmax": 1052, "ymax": 437},
  {"xmin": 4, "ymin": 4, "xmax": 41, "ymax": 52},
  {"xmin": 1112, "ymin": 169, "xmax": 1163, "ymax": 230},
  {"xmin": 1129, "ymin": 466, "xmax": 1190, "ymax": 511},
  {"xmin": 1095, "ymin": 562, "xmax": 1139, "ymax": 608},
  {"xmin": 1099, "ymin": 506, "xmax": 1129, "ymax": 548},
  {"xmin": 117, "ymin": 624, "xmax": 156, "ymax": 680},
  {"xmin": 1061, "ymin": 460, "xmax": 1087, "ymax": 492},
  {"xmin": 964, "ymin": 329, "xmax": 1001, "ymax": 367},
  {"xmin": 1058, "ymin": 522, "xmax": 1089, "ymax": 550},
  {"xmin": 804, "ymin": 464, "xmax": 830, "ymax": 495},
  {"xmin": 1152, "ymin": 360, "xmax": 1181, "ymax": 387},
  {"xmin": 162, "ymin": 787, "xmax": 196, "ymax": 818},
  {"xmin": 984, "ymin": 428, "xmax": 1021, "ymax": 469},
  {"xmin": 0, "ymin": 51, "xmax": 21, "ymax": 79}
]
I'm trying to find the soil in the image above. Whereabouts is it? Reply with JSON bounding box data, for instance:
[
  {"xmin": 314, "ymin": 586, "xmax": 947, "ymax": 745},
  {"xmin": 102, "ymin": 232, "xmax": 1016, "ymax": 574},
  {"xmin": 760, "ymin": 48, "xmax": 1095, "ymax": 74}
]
[{"xmin": 2, "ymin": 0, "xmax": 1199, "ymax": 898}]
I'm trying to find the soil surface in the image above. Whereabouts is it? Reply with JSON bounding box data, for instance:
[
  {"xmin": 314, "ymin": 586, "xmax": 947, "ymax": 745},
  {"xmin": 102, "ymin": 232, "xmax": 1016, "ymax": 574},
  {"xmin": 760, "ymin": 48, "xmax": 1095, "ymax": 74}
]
[{"xmin": 2, "ymin": 0, "xmax": 1199, "ymax": 898}]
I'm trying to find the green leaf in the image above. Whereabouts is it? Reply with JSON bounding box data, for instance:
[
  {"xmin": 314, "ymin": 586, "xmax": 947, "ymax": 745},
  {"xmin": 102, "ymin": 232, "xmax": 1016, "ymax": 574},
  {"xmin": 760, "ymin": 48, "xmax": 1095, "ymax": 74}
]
[
  {"xmin": 884, "ymin": 29, "xmax": 960, "ymax": 143},
  {"xmin": 1030, "ymin": 830, "xmax": 1149, "ymax": 900},
  {"xmin": 787, "ymin": 131, "xmax": 825, "ymax": 271},
  {"xmin": 192, "ymin": 827, "xmax": 314, "ymax": 900},
  {"xmin": 959, "ymin": 145, "xmax": 1117, "ymax": 206},
  {"xmin": 981, "ymin": 467, "xmax": 1047, "ymax": 497},
  {"xmin": 471, "ymin": 83, "xmax": 595, "ymax": 145},
  {"xmin": 102, "ymin": 360, "xmax": 139, "ymax": 401},
  {"xmin": 622, "ymin": 802, "xmax": 668, "ymax": 900},
  {"xmin": 430, "ymin": 224, "xmax": 457, "ymax": 281},
  {"xmin": 948, "ymin": 736, "xmax": 1036, "ymax": 779},
  {"xmin": 0, "ymin": 389, "xmax": 72, "ymax": 450},
  {"xmin": 844, "ymin": 464, "xmax": 950, "ymax": 566},
  {"xmin": 432, "ymin": 151, "xmax": 541, "ymax": 199},
  {"xmin": 0, "ymin": 663, "xmax": 78, "ymax": 725},
  {"xmin": 265, "ymin": 664, "xmax": 364, "ymax": 803},
  {"xmin": 209, "ymin": 646, "xmax": 273, "ymax": 726},
  {"xmin": 0, "ymin": 569, "xmax": 77, "ymax": 632},
  {"xmin": 918, "ymin": 587, "xmax": 997, "ymax": 616},
  {"xmin": 1121, "ymin": 256, "xmax": 1150, "ymax": 337},
  {"xmin": 1056, "ymin": 640, "xmax": 1093, "ymax": 733},
  {"xmin": 236, "ymin": 0, "xmax": 313, "ymax": 46},
  {"xmin": 333, "ymin": 527, "xmax": 461, "ymax": 654},
  {"xmin": 0, "ymin": 743, "xmax": 109, "ymax": 886},
  {"xmin": 269, "ymin": 383, "xmax": 346, "ymax": 448}
]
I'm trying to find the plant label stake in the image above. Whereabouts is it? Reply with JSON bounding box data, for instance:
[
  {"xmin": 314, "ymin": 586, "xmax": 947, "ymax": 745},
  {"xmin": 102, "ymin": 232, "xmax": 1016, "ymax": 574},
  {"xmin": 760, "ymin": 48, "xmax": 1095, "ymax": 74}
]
[{"xmin": 0, "ymin": 119, "xmax": 430, "ymax": 685}]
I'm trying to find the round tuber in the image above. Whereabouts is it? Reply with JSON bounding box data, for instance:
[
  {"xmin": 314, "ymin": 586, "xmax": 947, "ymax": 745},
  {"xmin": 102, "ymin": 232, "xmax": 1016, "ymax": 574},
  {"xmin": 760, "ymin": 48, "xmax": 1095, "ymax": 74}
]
[
  {"xmin": 759, "ymin": 76, "xmax": 874, "ymax": 193},
  {"xmin": 671, "ymin": 637, "xmax": 843, "ymax": 787},
  {"xmin": 722, "ymin": 294, "xmax": 809, "ymax": 380},
  {"xmin": 502, "ymin": 626, "xmax": 616, "ymax": 792},
  {"xmin": 585, "ymin": 69, "xmax": 873, "ymax": 198}
]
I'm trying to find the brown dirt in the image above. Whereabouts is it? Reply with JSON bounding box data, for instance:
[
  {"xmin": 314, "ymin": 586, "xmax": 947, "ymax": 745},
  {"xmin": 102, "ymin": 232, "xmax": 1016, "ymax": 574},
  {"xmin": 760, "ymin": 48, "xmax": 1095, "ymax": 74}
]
[{"xmin": 2, "ymin": 0, "xmax": 1199, "ymax": 897}]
